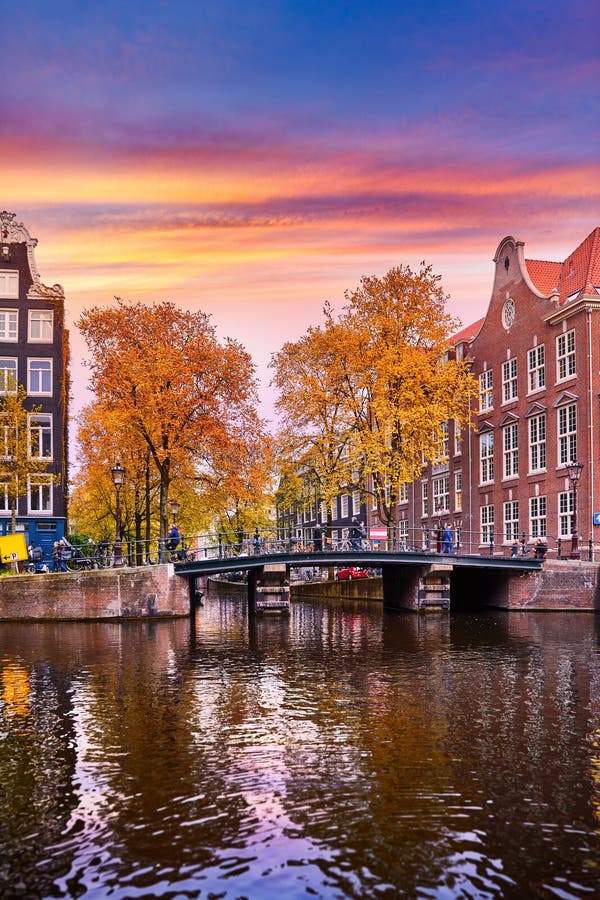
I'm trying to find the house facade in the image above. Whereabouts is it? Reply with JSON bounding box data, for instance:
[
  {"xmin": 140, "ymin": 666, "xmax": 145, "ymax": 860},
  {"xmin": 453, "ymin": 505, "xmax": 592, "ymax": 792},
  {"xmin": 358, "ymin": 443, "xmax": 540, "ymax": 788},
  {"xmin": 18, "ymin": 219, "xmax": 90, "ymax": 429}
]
[
  {"xmin": 396, "ymin": 228, "xmax": 600, "ymax": 556},
  {"xmin": 0, "ymin": 211, "xmax": 69, "ymax": 553}
]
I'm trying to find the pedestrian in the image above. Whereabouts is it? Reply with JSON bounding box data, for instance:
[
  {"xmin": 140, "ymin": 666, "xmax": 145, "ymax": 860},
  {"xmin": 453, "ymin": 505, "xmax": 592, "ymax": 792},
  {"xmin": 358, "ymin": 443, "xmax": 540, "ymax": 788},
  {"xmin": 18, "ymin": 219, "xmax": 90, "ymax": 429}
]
[
  {"xmin": 313, "ymin": 523, "xmax": 323, "ymax": 552},
  {"xmin": 534, "ymin": 538, "xmax": 547, "ymax": 560},
  {"xmin": 166, "ymin": 522, "xmax": 180, "ymax": 559},
  {"xmin": 510, "ymin": 541, "xmax": 520, "ymax": 558},
  {"xmin": 350, "ymin": 517, "xmax": 362, "ymax": 551},
  {"xmin": 441, "ymin": 524, "xmax": 454, "ymax": 555},
  {"xmin": 51, "ymin": 541, "xmax": 68, "ymax": 572}
]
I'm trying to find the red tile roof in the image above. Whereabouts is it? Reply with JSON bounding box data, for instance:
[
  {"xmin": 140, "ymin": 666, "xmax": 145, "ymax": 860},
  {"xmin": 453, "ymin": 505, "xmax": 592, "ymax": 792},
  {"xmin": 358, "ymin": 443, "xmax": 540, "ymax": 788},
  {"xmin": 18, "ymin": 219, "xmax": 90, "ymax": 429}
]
[
  {"xmin": 526, "ymin": 226, "xmax": 600, "ymax": 303},
  {"xmin": 450, "ymin": 318, "xmax": 484, "ymax": 346}
]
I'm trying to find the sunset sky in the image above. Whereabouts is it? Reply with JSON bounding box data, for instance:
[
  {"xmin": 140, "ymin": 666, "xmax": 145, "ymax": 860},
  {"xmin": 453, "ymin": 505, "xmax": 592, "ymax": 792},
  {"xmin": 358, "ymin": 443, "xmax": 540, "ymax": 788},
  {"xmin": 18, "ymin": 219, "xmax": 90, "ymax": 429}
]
[{"xmin": 2, "ymin": 0, "xmax": 598, "ymax": 425}]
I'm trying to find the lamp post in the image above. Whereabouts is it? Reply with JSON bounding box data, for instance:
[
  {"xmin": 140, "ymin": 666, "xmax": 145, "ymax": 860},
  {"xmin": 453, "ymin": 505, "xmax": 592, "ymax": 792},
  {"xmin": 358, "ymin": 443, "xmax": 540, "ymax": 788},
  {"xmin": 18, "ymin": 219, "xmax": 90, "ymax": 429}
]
[
  {"xmin": 566, "ymin": 460, "xmax": 584, "ymax": 560},
  {"xmin": 111, "ymin": 462, "xmax": 126, "ymax": 567},
  {"xmin": 169, "ymin": 498, "xmax": 180, "ymax": 525}
]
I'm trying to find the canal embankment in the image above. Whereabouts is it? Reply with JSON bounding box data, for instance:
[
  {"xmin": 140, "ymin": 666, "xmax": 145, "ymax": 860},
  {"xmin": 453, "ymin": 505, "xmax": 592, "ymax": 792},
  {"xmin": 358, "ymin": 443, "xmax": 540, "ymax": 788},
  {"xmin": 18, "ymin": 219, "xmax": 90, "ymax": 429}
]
[{"xmin": 0, "ymin": 564, "xmax": 190, "ymax": 620}]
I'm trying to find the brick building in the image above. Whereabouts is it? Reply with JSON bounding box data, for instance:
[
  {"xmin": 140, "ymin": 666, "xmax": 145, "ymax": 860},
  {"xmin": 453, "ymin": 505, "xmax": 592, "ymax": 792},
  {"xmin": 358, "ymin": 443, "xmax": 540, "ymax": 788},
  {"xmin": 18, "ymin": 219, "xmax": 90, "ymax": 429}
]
[
  {"xmin": 0, "ymin": 211, "xmax": 69, "ymax": 553},
  {"xmin": 399, "ymin": 228, "xmax": 600, "ymax": 557}
]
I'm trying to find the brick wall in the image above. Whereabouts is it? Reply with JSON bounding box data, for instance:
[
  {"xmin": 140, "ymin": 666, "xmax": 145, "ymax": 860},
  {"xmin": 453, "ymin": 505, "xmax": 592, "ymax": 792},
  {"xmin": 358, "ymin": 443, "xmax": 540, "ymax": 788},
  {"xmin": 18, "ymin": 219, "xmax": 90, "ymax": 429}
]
[{"xmin": 0, "ymin": 565, "xmax": 191, "ymax": 620}]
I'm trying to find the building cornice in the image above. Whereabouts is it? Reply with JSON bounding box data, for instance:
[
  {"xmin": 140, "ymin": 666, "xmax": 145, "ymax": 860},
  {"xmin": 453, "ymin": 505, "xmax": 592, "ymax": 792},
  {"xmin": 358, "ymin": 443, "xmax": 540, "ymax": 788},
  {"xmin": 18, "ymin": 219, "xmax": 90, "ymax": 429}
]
[
  {"xmin": 0, "ymin": 210, "xmax": 41, "ymax": 282},
  {"xmin": 543, "ymin": 295, "xmax": 600, "ymax": 326}
]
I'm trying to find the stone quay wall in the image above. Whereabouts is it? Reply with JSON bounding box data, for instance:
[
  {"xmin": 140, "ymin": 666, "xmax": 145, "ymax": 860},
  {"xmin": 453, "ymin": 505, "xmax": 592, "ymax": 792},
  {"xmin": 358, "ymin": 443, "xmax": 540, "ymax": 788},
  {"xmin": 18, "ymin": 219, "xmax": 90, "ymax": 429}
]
[
  {"xmin": 0, "ymin": 565, "xmax": 191, "ymax": 621},
  {"xmin": 501, "ymin": 559, "xmax": 599, "ymax": 611}
]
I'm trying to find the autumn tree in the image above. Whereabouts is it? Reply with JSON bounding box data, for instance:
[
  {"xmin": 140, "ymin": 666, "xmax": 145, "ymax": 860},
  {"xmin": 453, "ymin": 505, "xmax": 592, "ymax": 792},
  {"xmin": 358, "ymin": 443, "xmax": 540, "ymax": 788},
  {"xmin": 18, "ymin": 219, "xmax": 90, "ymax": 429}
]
[
  {"xmin": 272, "ymin": 264, "xmax": 477, "ymax": 527},
  {"xmin": 77, "ymin": 300, "xmax": 267, "ymax": 540},
  {"xmin": 271, "ymin": 324, "xmax": 355, "ymax": 526}
]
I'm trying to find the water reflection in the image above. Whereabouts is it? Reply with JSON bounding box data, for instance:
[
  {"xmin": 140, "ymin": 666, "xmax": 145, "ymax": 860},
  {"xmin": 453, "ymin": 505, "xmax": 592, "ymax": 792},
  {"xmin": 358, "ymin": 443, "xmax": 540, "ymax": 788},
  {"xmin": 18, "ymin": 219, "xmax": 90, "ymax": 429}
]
[{"xmin": 0, "ymin": 599, "xmax": 599, "ymax": 898}]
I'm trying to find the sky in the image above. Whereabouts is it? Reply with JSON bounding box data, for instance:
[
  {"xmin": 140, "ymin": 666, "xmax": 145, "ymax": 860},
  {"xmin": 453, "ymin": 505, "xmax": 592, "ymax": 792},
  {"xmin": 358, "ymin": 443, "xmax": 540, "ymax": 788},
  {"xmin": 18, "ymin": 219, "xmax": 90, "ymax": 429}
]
[{"xmin": 2, "ymin": 0, "xmax": 598, "ymax": 430}]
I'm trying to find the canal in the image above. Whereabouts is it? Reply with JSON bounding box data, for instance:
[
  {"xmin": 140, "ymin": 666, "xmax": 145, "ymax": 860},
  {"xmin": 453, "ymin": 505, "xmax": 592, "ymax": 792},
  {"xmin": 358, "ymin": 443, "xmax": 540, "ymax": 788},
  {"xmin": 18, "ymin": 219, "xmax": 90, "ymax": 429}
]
[{"xmin": 1, "ymin": 594, "xmax": 599, "ymax": 899}]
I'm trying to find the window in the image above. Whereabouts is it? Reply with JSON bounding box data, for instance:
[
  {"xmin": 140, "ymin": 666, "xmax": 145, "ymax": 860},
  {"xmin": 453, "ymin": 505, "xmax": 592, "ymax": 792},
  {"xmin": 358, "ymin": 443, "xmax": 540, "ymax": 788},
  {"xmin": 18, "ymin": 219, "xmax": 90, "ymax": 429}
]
[
  {"xmin": 529, "ymin": 414, "xmax": 546, "ymax": 472},
  {"xmin": 398, "ymin": 482, "xmax": 408, "ymax": 504},
  {"xmin": 481, "ymin": 505, "xmax": 494, "ymax": 545},
  {"xmin": 0, "ymin": 358, "xmax": 17, "ymax": 393},
  {"xmin": 503, "ymin": 423, "xmax": 519, "ymax": 478},
  {"xmin": 557, "ymin": 330, "xmax": 576, "ymax": 381},
  {"xmin": 28, "ymin": 414, "xmax": 52, "ymax": 459},
  {"xmin": 433, "ymin": 476, "xmax": 449, "ymax": 513},
  {"xmin": 440, "ymin": 422, "xmax": 449, "ymax": 461},
  {"xmin": 352, "ymin": 490, "xmax": 361, "ymax": 514},
  {"xmin": 502, "ymin": 358, "xmax": 518, "ymax": 403},
  {"xmin": 340, "ymin": 494, "xmax": 349, "ymax": 518},
  {"xmin": 330, "ymin": 500, "xmax": 337, "ymax": 521},
  {"xmin": 320, "ymin": 501, "xmax": 327, "ymax": 522},
  {"xmin": 421, "ymin": 481, "xmax": 429, "ymax": 517},
  {"xmin": 0, "ymin": 309, "xmax": 18, "ymax": 341},
  {"xmin": 28, "ymin": 474, "xmax": 53, "ymax": 513},
  {"xmin": 454, "ymin": 471, "xmax": 462, "ymax": 512},
  {"xmin": 0, "ymin": 481, "xmax": 8, "ymax": 511},
  {"xmin": 558, "ymin": 490, "xmax": 574, "ymax": 538},
  {"xmin": 28, "ymin": 310, "xmax": 53, "ymax": 342},
  {"xmin": 0, "ymin": 271, "xmax": 19, "ymax": 298},
  {"xmin": 529, "ymin": 496, "xmax": 547, "ymax": 539},
  {"xmin": 0, "ymin": 416, "xmax": 14, "ymax": 458},
  {"xmin": 480, "ymin": 432, "xmax": 494, "ymax": 484},
  {"xmin": 504, "ymin": 501, "xmax": 519, "ymax": 542},
  {"xmin": 558, "ymin": 403, "xmax": 577, "ymax": 465},
  {"xmin": 454, "ymin": 421, "xmax": 462, "ymax": 456},
  {"xmin": 479, "ymin": 370, "xmax": 493, "ymax": 412},
  {"xmin": 398, "ymin": 518, "xmax": 408, "ymax": 547},
  {"xmin": 528, "ymin": 345, "xmax": 545, "ymax": 392},
  {"xmin": 27, "ymin": 359, "xmax": 53, "ymax": 395}
]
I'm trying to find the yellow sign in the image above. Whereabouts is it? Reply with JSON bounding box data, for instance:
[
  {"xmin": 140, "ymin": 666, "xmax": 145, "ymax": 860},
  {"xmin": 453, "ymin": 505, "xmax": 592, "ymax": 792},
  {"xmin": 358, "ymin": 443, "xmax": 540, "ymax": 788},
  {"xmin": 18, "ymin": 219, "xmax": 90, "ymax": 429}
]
[{"xmin": 0, "ymin": 533, "xmax": 28, "ymax": 564}]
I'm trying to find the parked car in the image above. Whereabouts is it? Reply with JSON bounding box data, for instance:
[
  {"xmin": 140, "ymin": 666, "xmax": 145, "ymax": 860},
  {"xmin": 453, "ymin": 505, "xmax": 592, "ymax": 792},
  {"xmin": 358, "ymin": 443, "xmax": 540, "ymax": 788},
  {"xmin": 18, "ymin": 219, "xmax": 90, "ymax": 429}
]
[{"xmin": 335, "ymin": 566, "xmax": 369, "ymax": 581}]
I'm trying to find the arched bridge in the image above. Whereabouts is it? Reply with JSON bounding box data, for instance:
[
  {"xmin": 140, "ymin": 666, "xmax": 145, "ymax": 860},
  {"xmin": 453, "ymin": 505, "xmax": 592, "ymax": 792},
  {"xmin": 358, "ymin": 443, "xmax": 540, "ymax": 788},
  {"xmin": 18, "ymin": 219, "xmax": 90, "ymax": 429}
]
[{"xmin": 175, "ymin": 549, "xmax": 544, "ymax": 613}]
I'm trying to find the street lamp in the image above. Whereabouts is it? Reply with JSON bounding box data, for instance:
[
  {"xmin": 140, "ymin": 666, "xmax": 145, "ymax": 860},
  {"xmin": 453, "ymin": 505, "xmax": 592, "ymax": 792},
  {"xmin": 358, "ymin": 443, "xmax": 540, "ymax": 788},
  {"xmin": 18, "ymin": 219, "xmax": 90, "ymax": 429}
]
[
  {"xmin": 111, "ymin": 462, "xmax": 126, "ymax": 567},
  {"xmin": 169, "ymin": 498, "xmax": 180, "ymax": 524},
  {"xmin": 566, "ymin": 460, "xmax": 584, "ymax": 560}
]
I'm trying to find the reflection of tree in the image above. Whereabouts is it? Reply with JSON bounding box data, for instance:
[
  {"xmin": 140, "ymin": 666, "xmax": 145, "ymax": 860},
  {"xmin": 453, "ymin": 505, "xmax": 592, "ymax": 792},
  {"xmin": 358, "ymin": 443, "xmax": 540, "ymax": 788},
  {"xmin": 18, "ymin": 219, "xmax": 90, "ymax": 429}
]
[{"xmin": 0, "ymin": 657, "xmax": 79, "ymax": 898}]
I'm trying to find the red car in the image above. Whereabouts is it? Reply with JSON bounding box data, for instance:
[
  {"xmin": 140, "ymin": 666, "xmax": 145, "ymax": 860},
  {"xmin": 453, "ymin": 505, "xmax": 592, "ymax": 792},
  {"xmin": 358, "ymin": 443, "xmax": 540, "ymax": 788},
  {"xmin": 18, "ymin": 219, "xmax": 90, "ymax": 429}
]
[{"xmin": 335, "ymin": 566, "xmax": 369, "ymax": 580}]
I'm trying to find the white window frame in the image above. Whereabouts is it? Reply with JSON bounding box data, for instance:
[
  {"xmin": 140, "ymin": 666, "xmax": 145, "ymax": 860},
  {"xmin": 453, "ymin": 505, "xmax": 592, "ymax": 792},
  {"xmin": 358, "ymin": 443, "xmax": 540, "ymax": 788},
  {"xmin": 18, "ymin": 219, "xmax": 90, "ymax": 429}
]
[
  {"xmin": 0, "ymin": 271, "xmax": 19, "ymax": 298},
  {"xmin": 558, "ymin": 403, "xmax": 577, "ymax": 466},
  {"xmin": 479, "ymin": 370, "xmax": 493, "ymax": 412},
  {"xmin": 440, "ymin": 421, "xmax": 449, "ymax": 461},
  {"xmin": 480, "ymin": 505, "xmax": 494, "ymax": 545},
  {"xmin": 432, "ymin": 475, "xmax": 449, "ymax": 513},
  {"xmin": 0, "ymin": 308, "xmax": 18, "ymax": 342},
  {"xmin": 529, "ymin": 496, "xmax": 547, "ymax": 539},
  {"xmin": 0, "ymin": 358, "xmax": 18, "ymax": 394},
  {"xmin": 28, "ymin": 474, "xmax": 53, "ymax": 514},
  {"xmin": 28, "ymin": 310, "xmax": 54, "ymax": 343},
  {"xmin": 28, "ymin": 413, "xmax": 53, "ymax": 460},
  {"xmin": 528, "ymin": 414, "xmax": 546, "ymax": 473},
  {"xmin": 503, "ymin": 500, "xmax": 519, "ymax": 542},
  {"xmin": 558, "ymin": 490, "xmax": 574, "ymax": 538},
  {"xmin": 0, "ymin": 481, "xmax": 9, "ymax": 511},
  {"xmin": 27, "ymin": 358, "xmax": 53, "ymax": 396},
  {"xmin": 454, "ymin": 471, "xmax": 462, "ymax": 512},
  {"xmin": 480, "ymin": 432, "xmax": 494, "ymax": 484},
  {"xmin": 556, "ymin": 329, "xmax": 576, "ymax": 381},
  {"xmin": 503, "ymin": 423, "xmax": 519, "ymax": 479},
  {"xmin": 421, "ymin": 481, "xmax": 429, "ymax": 517},
  {"xmin": 454, "ymin": 421, "xmax": 462, "ymax": 456},
  {"xmin": 398, "ymin": 482, "xmax": 408, "ymax": 504},
  {"xmin": 502, "ymin": 358, "xmax": 518, "ymax": 403},
  {"xmin": 352, "ymin": 490, "xmax": 361, "ymax": 515},
  {"xmin": 528, "ymin": 345, "xmax": 545, "ymax": 393},
  {"xmin": 398, "ymin": 518, "xmax": 409, "ymax": 547},
  {"xmin": 340, "ymin": 494, "xmax": 349, "ymax": 518}
]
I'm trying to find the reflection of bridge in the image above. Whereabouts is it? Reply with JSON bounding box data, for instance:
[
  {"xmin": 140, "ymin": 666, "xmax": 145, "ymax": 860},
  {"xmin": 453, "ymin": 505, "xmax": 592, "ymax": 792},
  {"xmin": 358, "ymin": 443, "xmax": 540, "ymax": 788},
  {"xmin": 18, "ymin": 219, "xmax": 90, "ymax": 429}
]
[{"xmin": 175, "ymin": 549, "xmax": 544, "ymax": 613}]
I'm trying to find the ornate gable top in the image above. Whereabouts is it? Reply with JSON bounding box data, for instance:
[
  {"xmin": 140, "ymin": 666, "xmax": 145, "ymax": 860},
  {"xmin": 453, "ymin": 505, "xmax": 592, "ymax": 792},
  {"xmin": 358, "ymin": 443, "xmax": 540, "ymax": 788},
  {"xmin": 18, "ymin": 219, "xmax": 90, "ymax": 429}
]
[{"xmin": 0, "ymin": 210, "xmax": 41, "ymax": 283}]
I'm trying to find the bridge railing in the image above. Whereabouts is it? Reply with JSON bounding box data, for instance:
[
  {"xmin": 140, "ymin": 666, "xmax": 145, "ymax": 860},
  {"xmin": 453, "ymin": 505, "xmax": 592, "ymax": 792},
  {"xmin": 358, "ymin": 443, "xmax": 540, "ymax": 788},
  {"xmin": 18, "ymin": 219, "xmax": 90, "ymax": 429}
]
[{"xmin": 40, "ymin": 526, "xmax": 594, "ymax": 573}]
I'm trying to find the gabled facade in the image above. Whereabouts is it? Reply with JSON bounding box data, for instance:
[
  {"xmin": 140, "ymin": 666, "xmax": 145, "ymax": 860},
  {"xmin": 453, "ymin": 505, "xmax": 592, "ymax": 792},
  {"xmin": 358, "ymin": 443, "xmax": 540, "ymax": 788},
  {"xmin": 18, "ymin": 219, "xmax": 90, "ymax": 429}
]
[
  {"xmin": 0, "ymin": 211, "xmax": 69, "ymax": 553},
  {"xmin": 403, "ymin": 228, "xmax": 600, "ymax": 555}
]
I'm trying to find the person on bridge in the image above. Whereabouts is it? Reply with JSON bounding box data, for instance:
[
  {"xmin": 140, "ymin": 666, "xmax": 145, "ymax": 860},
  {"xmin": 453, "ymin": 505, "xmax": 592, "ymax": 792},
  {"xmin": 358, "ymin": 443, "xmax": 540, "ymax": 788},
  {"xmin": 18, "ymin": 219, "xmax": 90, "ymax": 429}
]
[
  {"xmin": 313, "ymin": 523, "xmax": 323, "ymax": 552},
  {"xmin": 166, "ymin": 523, "xmax": 181, "ymax": 559},
  {"xmin": 441, "ymin": 524, "xmax": 454, "ymax": 555},
  {"xmin": 350, "ymin": 517, "xmax": 363, "ymax": 551}
]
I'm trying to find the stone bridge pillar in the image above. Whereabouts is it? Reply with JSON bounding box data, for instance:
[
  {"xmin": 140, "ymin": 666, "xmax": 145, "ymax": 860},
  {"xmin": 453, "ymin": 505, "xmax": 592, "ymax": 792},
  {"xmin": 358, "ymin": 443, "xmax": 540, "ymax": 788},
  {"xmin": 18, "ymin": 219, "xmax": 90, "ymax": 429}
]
[
  {"xmin": 248, "ymin": 563, "xmax": 290, "ymax": 615},
  {"xmin": 383, "ymin": 563, "xmax": 453, "ymax": 612}
]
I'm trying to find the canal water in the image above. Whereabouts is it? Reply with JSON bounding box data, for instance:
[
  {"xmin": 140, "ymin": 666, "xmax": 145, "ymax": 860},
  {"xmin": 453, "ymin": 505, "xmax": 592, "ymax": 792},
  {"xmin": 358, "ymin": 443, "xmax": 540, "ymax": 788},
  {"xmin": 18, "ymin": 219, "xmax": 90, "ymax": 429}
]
[{"xmin": 1, "ymin": 594, "xmax": 599, "ymax": 899}]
